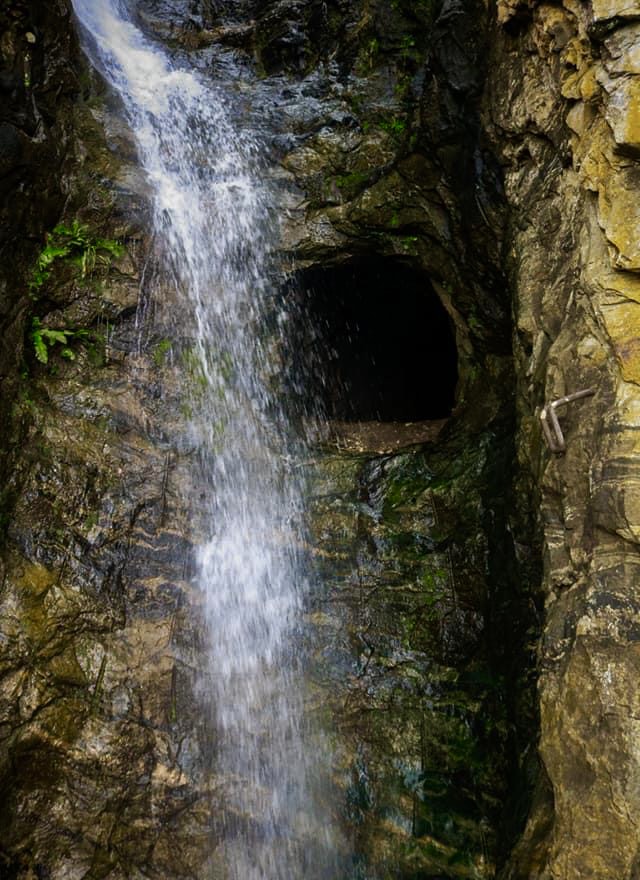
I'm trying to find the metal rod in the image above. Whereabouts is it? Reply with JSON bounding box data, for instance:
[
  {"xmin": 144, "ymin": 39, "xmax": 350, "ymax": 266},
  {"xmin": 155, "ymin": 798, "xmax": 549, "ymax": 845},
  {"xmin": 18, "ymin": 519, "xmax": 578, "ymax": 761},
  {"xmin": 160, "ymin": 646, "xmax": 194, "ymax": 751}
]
[
  {"xmin": 540, "ymin": 388, "xmax": 595, "ymax": 454},
  {"xmin": 540, "ymin": 408, "xmax": 562, "ymax": 453},
  {"xmin": 549, "ymin": 388, "xmax": 596, "ymax": 410}
]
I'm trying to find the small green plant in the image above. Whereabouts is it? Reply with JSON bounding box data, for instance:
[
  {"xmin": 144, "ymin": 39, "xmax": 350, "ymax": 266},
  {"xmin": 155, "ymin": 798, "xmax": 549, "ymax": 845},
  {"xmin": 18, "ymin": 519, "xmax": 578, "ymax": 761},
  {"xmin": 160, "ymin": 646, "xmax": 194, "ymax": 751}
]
[
  {"xmin": 380, "ymin": 116, "xmax": 407, "ymax": 137},
  {"xmin": 347, "ymin": 91, "xmax": 363, "ymax": 115},
  {"xmin": 84, "ymin": 511, "xmax": 99, "ymax": 531},
  {"xmin": 30, "ymin": 317, "xmax": 89, "ymax": 365},
  {"xmin": 333, "ymin": 170, "xmax": 370, "ymax": 193},
  {"xmin": 86, "ymin": 332, "xmax": 108, "ymax": 368},
  {"xmin": 29, "ymin": 220, "xmax": 123, "ymax": 297},
  {"xmin": 153, "ymin": 337, "xmax": 172, "ymax": 366},
  {"xmin": 181, "ymin": 346, "xmax": 209, "ymax": 392}
]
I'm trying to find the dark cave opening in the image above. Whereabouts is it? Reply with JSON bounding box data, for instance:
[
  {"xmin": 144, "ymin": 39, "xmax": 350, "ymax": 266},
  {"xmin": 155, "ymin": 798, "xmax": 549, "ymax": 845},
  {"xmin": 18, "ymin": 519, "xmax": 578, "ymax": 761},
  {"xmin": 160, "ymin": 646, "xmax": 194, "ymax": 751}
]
[{"xmin": 296, "ymin": 257, "xmax": 458, "ymax": 423}]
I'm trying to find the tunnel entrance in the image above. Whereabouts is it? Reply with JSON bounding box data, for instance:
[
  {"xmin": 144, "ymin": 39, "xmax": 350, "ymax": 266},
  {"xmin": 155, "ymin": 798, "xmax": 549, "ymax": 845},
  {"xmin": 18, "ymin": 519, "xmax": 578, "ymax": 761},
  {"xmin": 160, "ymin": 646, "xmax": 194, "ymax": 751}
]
[{"xmin": 297, "ymin": 257, "xmax": 458, "ymax": 424}]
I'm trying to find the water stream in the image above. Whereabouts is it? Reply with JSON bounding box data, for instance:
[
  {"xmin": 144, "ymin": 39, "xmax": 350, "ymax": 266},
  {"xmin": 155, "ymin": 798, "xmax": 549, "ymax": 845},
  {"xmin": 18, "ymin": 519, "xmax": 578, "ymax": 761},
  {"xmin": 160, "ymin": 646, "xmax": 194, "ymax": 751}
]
[{"xmin": 71, "ymin": 3, "xmax": 339, "ymax": 877}]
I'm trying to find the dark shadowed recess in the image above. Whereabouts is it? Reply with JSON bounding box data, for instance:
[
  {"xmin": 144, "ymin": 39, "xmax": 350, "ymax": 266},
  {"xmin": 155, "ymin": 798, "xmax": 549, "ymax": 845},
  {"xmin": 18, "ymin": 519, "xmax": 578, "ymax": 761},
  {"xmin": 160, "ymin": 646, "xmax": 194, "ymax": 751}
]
[{"xmin": 292, "ymin": 257, "xmax": 458, "ymax": 423}]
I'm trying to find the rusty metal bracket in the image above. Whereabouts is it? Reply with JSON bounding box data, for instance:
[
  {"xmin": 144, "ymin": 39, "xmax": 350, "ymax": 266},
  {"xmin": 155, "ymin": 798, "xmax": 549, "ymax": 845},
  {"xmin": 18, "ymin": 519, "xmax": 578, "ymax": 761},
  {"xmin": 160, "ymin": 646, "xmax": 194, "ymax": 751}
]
[{"xmin": 540, "ymin": 388, "xmax": 595, "ymax": 454}]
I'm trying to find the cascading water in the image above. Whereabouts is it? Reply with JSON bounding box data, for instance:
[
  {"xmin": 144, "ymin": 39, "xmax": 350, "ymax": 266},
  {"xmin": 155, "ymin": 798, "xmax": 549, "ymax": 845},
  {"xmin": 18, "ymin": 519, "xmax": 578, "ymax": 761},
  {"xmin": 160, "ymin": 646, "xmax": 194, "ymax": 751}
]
[{"xmin": 72, "ymin": 3, "xmax": 342, "ymax": 877}]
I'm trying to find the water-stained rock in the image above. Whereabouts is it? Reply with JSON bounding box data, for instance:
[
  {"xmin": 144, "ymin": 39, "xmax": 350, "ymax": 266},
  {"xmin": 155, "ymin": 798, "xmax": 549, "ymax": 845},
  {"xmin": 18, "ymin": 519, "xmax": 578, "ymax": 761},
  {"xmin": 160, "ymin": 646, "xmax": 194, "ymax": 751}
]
[
  {"xmin": 308, "ymin": 419, "xmax": 527, "ymax": 879},
  {"xmin": 10, "ymin": 0, "xmax": 637, "ymax": 877}
]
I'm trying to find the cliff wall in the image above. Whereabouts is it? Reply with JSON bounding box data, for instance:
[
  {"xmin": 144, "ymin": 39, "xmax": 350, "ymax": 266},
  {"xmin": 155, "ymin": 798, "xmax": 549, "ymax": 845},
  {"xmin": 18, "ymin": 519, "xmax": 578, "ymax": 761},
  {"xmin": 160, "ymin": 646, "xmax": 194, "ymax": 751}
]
[{"xmin": 0, "ymin": 1, "xmax": 638, "ymax": 878}]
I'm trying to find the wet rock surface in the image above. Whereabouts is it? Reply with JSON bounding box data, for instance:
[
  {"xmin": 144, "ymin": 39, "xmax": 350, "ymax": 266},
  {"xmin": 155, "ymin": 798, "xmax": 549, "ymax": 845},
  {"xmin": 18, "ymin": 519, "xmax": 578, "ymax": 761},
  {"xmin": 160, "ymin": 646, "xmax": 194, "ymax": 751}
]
[
  {"xmin": 307, "ymin": 421, "xmax": 529, "ymax": 879},
  {"xmin": 0, "ymin": 225, "xmax": 217, "ymax": 878},
  {"xmin": 4, "ymin": 0, "xmax": 638, "ymax": 878},
  {"xmin": 0, "ymin": 0, "xmax": 535, "ymax": 877},
  {"xmin": 0, "ymin": 0, "xmax": 533, "ymax": 877},
  {"xmin": 0, "ymin": 1, "xmax": 81, "ymax": 491},
  {"xmin": 0, "ymin": 7, "xmax": 217, "ymax": 876}
]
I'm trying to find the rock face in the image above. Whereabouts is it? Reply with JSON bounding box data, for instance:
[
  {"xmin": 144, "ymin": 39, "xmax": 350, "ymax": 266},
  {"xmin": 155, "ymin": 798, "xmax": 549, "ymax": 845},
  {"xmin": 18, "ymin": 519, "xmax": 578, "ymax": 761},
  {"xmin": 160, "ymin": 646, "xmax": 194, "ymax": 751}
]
[
  {"xmin": 0, "ymin": 5, "xmax": 215, "ymax": 878},
  {"xmin": 1, "ymin": 0, "xmax": 639, "ymax": 878},
  {"xmin": 0, "ymin": 1, "xmax": 80, "ymax": 497},
  {"xmin": 487, "ymin": 1, "xmax": 640, "ymax": 876}
]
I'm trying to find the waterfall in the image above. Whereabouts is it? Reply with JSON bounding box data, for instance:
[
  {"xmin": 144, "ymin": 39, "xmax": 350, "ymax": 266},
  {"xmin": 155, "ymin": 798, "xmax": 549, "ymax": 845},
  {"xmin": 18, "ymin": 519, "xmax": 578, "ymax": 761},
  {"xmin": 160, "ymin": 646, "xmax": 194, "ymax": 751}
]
[{"xmin": 71, "ymin": 3, "xmax": 340, "ymax": 877}]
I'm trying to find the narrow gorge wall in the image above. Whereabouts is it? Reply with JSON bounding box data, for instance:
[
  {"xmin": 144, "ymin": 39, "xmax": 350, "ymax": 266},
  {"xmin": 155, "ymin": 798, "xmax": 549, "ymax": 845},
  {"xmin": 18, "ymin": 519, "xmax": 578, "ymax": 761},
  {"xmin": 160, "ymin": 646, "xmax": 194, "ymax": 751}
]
[
  {"xmin": 0, "ymin": 0, "xmax": 639, "ymax": 878},
  {"xmin": 487, "ymin": 1, "xmax": 640, "ymax": 876}
]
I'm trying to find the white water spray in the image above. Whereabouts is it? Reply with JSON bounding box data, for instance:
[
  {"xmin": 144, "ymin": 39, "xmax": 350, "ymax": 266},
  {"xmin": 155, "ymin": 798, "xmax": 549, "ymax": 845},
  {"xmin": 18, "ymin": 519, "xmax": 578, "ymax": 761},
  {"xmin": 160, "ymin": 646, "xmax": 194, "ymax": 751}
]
[{"xmin": 72, "ymin": 3, "xmax": 341, "ymax": 877}]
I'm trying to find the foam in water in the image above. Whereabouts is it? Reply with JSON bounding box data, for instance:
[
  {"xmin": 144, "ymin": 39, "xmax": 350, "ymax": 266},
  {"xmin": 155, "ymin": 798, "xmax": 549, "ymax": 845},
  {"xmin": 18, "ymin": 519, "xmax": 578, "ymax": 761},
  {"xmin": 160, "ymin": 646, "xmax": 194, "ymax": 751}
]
[{"xmin": 72, "ymin": 2, "xmax": 341, "ymax": 877}]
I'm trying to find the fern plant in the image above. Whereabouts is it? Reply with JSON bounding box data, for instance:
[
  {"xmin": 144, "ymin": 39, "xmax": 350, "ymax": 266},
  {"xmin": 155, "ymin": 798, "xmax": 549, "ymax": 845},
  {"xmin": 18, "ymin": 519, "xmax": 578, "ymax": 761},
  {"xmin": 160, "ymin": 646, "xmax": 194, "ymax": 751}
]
[
  {"xmin": 30, "ymin": 318, "xmax": 89, "ymax": 364},
  {"xmin": 29, "ymin": 220, "xmax": 123, "ymax": 296}
]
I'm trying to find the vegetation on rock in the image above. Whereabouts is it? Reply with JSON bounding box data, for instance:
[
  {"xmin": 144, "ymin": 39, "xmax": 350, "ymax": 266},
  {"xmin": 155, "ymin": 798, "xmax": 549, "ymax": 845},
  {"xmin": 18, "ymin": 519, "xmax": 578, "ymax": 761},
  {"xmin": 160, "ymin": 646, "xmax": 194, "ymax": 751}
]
[
  {"xmin": 29, "ymin": 317, "xmax": 88, "ymax": 364},
  {"xmin": 29, "ymin": 220, "xmax": 123, "ymax": 297}
]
